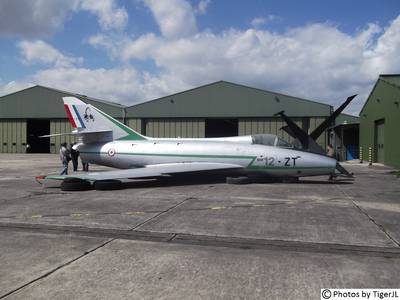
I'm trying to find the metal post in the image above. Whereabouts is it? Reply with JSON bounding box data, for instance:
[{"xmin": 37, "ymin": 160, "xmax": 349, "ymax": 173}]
[
  {"xmin": 359, "ymin": 146, "xmax": 363, "ymax": 163},
  {"xmin": 368, "ymin": 147, "xmax": 372, "ymax": 166}
]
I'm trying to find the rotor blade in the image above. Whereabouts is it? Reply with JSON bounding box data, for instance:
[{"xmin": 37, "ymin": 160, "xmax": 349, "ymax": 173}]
[
  {"xmin": 336, "ymin": 162, "xmax": 353, "ymax": 177},
  {"xmin": 276, "ymin": 110, "xmax": 325, "ymax": 154},
  {"xmin": 280, "ymin": 125, "xmax": 295, "ymax": 139},
  {"xmin": 310, "ymin": 94, "xmax": 357, "ymax": 140},
  {"xmin": 274, "ymin": 110, "xmax": 310, "ymax": 149}
]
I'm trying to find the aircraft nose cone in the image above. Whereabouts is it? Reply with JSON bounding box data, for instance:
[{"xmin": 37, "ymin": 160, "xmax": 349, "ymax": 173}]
[{"xmin": 324, "ymin": 156, "xmax": 337, "ymax": 170}]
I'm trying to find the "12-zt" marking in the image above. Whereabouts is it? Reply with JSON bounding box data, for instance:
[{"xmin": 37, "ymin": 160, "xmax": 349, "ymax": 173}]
[{"xmin": 284, "ymin": 156, "xmax": 300, "ymax": 166}]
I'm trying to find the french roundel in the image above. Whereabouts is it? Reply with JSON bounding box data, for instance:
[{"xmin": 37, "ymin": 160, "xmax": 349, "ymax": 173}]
[{"xmin": 108, "ymin": 148, "xmax": 116, "ymax": 157}]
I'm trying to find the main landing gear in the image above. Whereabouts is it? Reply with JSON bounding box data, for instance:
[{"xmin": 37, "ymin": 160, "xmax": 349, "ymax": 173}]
[{"xmin": 60, "ymin": 178, "xmax": 123, "ymax": 191}]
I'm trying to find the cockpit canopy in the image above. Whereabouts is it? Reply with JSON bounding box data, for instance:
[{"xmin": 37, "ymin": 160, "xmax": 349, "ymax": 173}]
[{"xmin": 251, "ymin": 134, "xmax": 293, "ymax": 148}]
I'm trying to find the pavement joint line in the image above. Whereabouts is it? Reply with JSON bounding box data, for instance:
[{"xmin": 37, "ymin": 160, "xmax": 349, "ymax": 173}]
[
  {"xmin": 1, "ymin": 222, "xmax": 400, "ymax": 258},
  {"xmin": 130, "ymin": 196, "xmax": 196, "ymax": 231},
  {"xmin": 0, "ymin": 238, "xmax": 115, "ymax": 300},
  {"xmin": 0, "ymin": 210, "xmax": 164, "ymax": 220},
  {"xmin": 0, "ymin": 203, "xmax": 280, "ymax": 220},
  {"xmin": 335, "ymin": 184, "xmax": 400, "ymax": 248},
  {"xmin": 351, "ymin": 200, "xmax": 400, "ymax": 248},
  {"xmin": 167, "ymin": 233, "xmax": 177, "ymax": 242}
]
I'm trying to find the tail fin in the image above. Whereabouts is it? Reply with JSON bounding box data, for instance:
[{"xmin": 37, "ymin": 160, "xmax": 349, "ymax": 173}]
[{"xmin": 63, "ymin": 97, "xmax": 146, "ymax": 142}]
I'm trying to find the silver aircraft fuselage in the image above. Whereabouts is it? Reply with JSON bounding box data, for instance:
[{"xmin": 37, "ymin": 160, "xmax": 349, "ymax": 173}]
[{"xmin": 78, "ymin": 138, "xmax": 336, "ymax": 177}]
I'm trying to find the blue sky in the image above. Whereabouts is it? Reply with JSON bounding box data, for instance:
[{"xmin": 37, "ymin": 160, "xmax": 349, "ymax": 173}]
[{"xmin": 0, "ymin": 0, "xmax": 399, "ymax": 114}]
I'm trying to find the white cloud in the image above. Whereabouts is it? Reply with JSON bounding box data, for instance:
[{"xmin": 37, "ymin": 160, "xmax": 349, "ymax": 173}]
[
  {"xmin": 33, "ymin": 67, "xmax": 140, "ymax": 102},
  {"xmin": 363, "ymin": 17, "xmax": 400, "ymax": 75},
  {"xmin": 250, "ymin": 15, "xmax": 280, "ymax": 27},
  {"xmin": 121, "ymin": 33, "xmax": 160, "ymax": 60},
  {"xmin": 0, "ymin": 0, "xmax": 127, "ymax": 37},
  {"xmin": 79, "ymin": 0, "xmax": 128, "ymax": 31},
  {"xmin": 0, "ymin": 0, "xmax": 79, "ymax": 37},
  {"xmin": 88, "ymin": 34, "xmax": 125, "ymax": 59},
  {"xmin": 18, "ymin": 40, "xmax": 83, "ymax": 68},
  {"xmin": 2, "ymin": 1, "xmax": 400, "ymax": 115},
  {"xmin": 119, "ymin": 15, "xmax": 400, "ymax": 114},
  {"xmin": 196, "ymin": 0, "xmax": 211, "ymax": 15},
  {"xmin": 0, "ymin": 65, "xmax": 189, "ymax": 105},
  {"xmin": 0, "ymin": 80, "xmax": 34, "ymax": 96},
  {"xmin": 143, "ymin": 0, "xmax": 197, "ymax": 39}
]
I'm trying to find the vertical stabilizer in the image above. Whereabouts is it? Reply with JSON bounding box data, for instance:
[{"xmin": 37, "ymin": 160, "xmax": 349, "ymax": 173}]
[{"xmin": 63, "ymin": 97, "xmax": 147, "ymax": 141}]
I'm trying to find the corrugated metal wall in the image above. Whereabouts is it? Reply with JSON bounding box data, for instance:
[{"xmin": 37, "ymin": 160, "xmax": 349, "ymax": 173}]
[
  {"xmin": 309, "ymin": 117, "xmax": 327, "ymax": 147},
  {"xmin": 126, "ymin": 118, "xmax": 142, "ymax": 134},
  {"xmin": 144, "ymin": 119, "xmax": 205, "ymax": 138},
  {"xmin": 0, "ymin": 117, "xmax": 328, "ymax": 153},
  {"xmin": 238, "ymin": 118, "xmax": 305, "ymax": 144},
  {"xmin": 129, "ymin": 117, "xmax": 327, "ymax": 148},
  {"xmin": 50, "ymin": 120, "xmax": 78, "ymax": 154},
  {"xmin": 0, "ymin": 120, "xmax": 27, "ymax": 153}
]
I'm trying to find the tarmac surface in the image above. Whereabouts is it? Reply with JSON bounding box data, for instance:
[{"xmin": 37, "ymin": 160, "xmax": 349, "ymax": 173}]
[{"xmin": 0, "ymin": 154, "xmax": 399, "ymax": 299}]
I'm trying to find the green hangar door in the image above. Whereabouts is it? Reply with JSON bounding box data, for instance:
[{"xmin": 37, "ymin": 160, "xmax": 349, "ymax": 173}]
[
  {"xmin": 205, "ymin": 119, "xmax": 238, "ymax": 137},
  {"xmin": 27, "ymin": 119, "xmax": 50, "ymax": 153},
  {"xmin": 375, "ymin": 119, "xmax": 385, "ymax": 163}
]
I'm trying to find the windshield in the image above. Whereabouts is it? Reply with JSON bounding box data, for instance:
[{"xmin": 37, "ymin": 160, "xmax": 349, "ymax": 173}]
[
  {"xmin": 276, "ymin": 138, "xmax": 293, "ymax": 148},
  {"xmin": 251, "ymin": 134, "xmax": 293, "ymax": 148}
]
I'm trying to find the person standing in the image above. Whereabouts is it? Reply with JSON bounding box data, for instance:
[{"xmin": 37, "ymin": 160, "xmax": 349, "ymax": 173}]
[
  {"xmin": 82, "ymin": 159, "xmax": 89, "ymax": 172},
  {"xmin": 326, "ymin": 144, "xmax": 336, "ymax": 181},
  {"xmin": 59, "ymin": 142, "xmax": 70, "ymax": 175},
  {"xmin": 70, "ymin": 143, "xmax": 79, "ymax": 172},
  {"xmin": 326, "ymin": 144, "xmax": 335, "ymax": 158}
]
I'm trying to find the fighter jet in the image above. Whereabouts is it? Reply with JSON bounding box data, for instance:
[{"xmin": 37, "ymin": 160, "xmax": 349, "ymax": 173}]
[{"xmin": 41, "ymin": 95, "xmax": 356, "ymax": 190}]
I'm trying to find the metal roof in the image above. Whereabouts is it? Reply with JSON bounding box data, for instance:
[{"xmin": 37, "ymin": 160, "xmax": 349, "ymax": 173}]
[
  {"xmin": 0, "ymin": 85, "xmax": 126, "ymax": 119},
  {"xmin": 380, "ymin": 74, "xmax": 400, "ymax": 87},
  {"xmin": 126, "ymin": 81, "xmax": 332, "ymax": 118},
  {"xmin": 335, "ymin": 113, "xmax": 359, "ymax": 125}
]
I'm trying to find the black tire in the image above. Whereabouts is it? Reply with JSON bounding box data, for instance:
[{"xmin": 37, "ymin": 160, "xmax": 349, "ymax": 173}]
[
  {"xmin": 281, "ymin": 177, "xmax": 299, "ymax": 183},
  {"xmin": 63, "ymin": 177, "xmax": 86, "ymax": 183},
  {"xmin": 248, "ymin": 176, "xmax": 276, "ymax": 184},
  {"xmin": 226, "ymin": 176, "xmax": 250, "ymax": 185},
  {"xmin": 61, "ymin": 179, "xmax": 92, "ymax": 191},
  {"xmin": 93, "ymin": 179, "xmax": 123, "ymax": 190}
]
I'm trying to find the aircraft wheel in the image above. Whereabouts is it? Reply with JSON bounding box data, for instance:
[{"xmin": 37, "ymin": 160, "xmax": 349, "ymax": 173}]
[
  {"xmin": 93, "ymin": 179, "xmax": 123, "ymax": 190},
  {"xmin": 61, "ymin": 178, "xmax": 92, "ymax": 191},
  {"xmin": 226, "ymin": 176, "xmax": 250, "ymax": 185},
  {"xmin": 281, "ymin": 177, "xmax": 299, "ymax": 183},
  {"xmin": 248, "ymin": 176, "xmax": 276, "ymax": 183}
]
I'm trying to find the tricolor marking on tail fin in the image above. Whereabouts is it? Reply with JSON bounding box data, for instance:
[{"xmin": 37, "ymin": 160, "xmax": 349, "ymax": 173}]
[{"xmin": 64, "ymin": 103, "xmax": 86, "ymax": 128}]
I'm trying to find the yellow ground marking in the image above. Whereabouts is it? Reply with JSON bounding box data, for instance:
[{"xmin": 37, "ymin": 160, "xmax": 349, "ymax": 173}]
[
  {"xmin": 126, "ymin": 211, "xmax": 145, "ymax": 215},
  {"xmin": 70, "ymin": 213, "xmax": 91, "ymax": 217},
  {"xmin": 210, "ymin": 206, "xmax": 226, "ymax": 210}
]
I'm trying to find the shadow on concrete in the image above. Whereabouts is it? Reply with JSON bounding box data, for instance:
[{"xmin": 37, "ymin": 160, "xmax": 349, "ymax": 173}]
[{"xmin": 120, "ymin": 175, "xmax": 354, "ymax": 189}]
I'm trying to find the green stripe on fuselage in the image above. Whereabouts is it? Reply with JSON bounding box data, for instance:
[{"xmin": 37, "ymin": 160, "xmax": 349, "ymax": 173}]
[{"xmin": 80, "ymin": 151, "xmax": 333, "ymax": 170}]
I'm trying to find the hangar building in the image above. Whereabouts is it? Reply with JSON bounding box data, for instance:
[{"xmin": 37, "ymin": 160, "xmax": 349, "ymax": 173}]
[
  {"xmin": 359, "ymin": 74, "xmax": 400, "ymax": 168},
  {"xmin": 0, "ymin": 81, "xmax": 358, "ymax": 157},
  {"xmin": 0, "ymin": 86, "xmax": 125, "ymax": 154},
  {"xmin": 126, "ymin": 81, "xmax": 332, "ymax": 145},
  {"xmin": 330, "ymin": 113, "xmax": 360, "ymax": 161}
]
